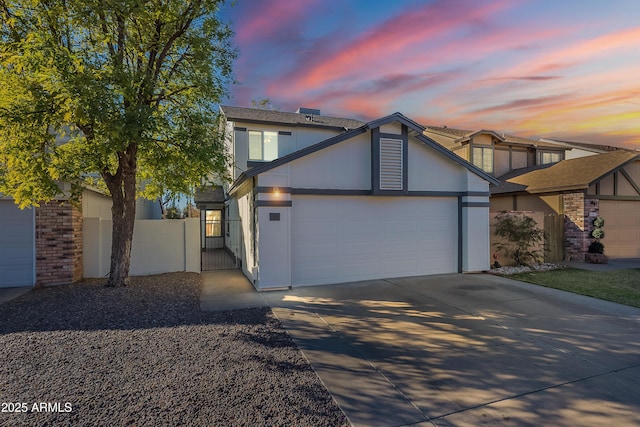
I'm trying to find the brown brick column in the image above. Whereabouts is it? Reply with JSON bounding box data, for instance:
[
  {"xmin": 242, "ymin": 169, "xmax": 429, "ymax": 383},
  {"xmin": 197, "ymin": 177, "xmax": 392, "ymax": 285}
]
[
  {"xmin": 35, "ymin": 201, "xmax": 83, "ymax": 286},
  {"xmin": 563, "ymin": 193, "xmax": 599, "ymax": 261}
]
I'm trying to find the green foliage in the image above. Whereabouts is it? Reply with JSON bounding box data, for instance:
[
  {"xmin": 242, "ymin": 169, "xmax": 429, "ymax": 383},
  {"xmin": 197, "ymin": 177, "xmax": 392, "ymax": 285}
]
[
  {"xmin": 0, "ymin": 0, "xmax": 237, "ymax": 207},
  {"xmin": 590, "ymin": 215, "xmax": 605, "ymax": 253},
  {"xmin": 0, "ymin": 0, "xmax": 236, "ymax": 285},
  {"xmin": 165, "ymin": 204, "xmax": 182, "ymax": 219},
  {"xmin": 592, "ymin": 216, "xmax": 605, "ymax": 228},
  {"xmin": 250, "ymin": 97, "xmax": 277, "ymax": 110},
  {"xmin": 509, "ymin": 268, "xmax": 640, "ymax": 308},
  {"xmin": 588, "ymin": 240, "xmax": 605, "ymax": 254},
  {"xmin": 591, "ymin": 228, "xmax": 605, "ymax": 240},
  {"xmin": 493, "ymin": 211, "xmax": 544, "ymax": 266}
]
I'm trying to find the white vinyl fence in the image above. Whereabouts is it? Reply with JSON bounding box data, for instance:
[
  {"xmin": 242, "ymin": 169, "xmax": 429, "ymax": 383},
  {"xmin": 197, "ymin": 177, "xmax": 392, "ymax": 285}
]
[{"xmin": 83, "ymin": 218, "xmax": 200, "ymax": 278}]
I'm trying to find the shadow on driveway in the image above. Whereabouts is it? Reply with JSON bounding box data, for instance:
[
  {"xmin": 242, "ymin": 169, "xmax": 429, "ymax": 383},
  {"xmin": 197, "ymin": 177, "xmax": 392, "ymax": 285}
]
[{"xmin": 263, "ymin": 273, "xmax": 640, "ymax": 427}]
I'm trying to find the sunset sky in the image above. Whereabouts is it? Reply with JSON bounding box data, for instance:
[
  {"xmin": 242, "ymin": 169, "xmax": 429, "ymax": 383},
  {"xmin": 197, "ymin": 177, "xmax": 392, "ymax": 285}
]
[{"xmin": 221, "ymin": 0, "xmax": 640, "ymax": 149}]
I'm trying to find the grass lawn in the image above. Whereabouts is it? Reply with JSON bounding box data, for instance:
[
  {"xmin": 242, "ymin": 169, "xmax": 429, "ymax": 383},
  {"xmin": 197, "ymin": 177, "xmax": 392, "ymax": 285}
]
[{"xmin": 509, "ymin": 268, "xmax": 640, "ymax": 308}]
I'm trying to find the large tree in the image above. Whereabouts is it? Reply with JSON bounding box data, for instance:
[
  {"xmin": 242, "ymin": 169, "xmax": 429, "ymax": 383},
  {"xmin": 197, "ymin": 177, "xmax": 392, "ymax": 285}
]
[{"xmin": 0, "ymin": 0, "xmax": 236, "ymax": 286}]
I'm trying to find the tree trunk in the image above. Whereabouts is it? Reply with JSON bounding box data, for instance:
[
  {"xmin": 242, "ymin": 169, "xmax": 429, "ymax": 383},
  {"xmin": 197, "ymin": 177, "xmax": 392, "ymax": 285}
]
[{"xmin": 104, "ymin": 145, "xmax": 138, "ymax": 287}]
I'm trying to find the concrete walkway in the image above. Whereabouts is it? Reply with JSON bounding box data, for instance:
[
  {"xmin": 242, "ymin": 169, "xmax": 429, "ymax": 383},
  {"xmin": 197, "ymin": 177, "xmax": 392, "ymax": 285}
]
[
  {"xmin": 562, "ymin": 257, "xmax": 640, "ymax": 271},
  {"xmin": 200, "ymin": 270, "xmax": 269, "ymax": 311},
  {"xmin": 200, "ymin": 270, "xmax": 640, "ymax": 427}
]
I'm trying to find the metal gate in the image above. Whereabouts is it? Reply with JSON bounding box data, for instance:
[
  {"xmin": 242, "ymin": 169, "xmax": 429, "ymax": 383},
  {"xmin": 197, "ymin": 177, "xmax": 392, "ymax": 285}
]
[{"xmin": 201, "ymin": 217, "xmax": 242, "ymax": 271}]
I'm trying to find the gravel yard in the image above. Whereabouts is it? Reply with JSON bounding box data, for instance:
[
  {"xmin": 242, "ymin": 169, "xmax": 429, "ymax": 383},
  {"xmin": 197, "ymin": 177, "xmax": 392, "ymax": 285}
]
[
  {"xmin": 0, "ymin": 273, "xmax": 348, "ymax": 427},
  {"xmin": 489, "ymin": 262, "xmax": 565, "ymax": 275}
]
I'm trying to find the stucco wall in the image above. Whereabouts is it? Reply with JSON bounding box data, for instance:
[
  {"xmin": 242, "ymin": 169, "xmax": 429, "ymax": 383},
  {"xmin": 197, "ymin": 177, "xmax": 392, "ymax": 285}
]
[
  {"xmin": 463, "ymin": 202, "xmax": 490, "ymax": 271},
  {"xmin": 82, "ymin": 188, "xmax": 161, "ymax": 220},
  {"xmin": 83, "ymin": 218, "xmax": 200, "ymax": 277},
  {"xmin": 236, "ymin": 192, "xmax": 256, "ymax": 283},
  {"xmin": 82, "ymin": 189, "xmax": 112, "ymax": 219},
  {"xmin": 257, "ymin": 207, "xmax": 291, "ymax": 288},
  {"xmin": 408, "ymin": 140, "xmax": 467, "ymax": 191},
  {"xmin": 511, "ymin": 150, "xmax": 528, "ymax": 170},
  {"xmin": 491, "ymin": 196, "xmax": 515, "ymax": 212},
  {"xmin": 494, "ymin": 149, "xmax": 510, "ymax": 177},
  {"xmin": 229, "ymin": 119, "xmax": 344, "ymax": 180},
  {"xmin": 289, "ymin": 134, "xmax": 371, "ymax": 189},
  {"xmin": 517, "ymin": 194, "xmax": 561, "ymax": 215},
  {"xmin": 473, "ymin": 134, "xmax": 493, "ymax": 146}
]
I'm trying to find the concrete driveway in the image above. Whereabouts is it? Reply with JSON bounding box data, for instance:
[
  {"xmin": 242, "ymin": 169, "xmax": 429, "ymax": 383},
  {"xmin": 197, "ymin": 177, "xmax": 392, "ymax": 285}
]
[{"xmin": 260, "ymin": 273, "xmax": 640, "ymax": 427}]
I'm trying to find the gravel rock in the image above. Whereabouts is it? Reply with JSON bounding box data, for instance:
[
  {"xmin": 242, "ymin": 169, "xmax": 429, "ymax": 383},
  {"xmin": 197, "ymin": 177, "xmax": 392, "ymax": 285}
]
[
  {"xmin": 490, "ymin": 263, "xmax": 565, "ymax": 275},
  {"xmin": 0, "ymin": 273, "xmax": 348, "ymax": 427}
]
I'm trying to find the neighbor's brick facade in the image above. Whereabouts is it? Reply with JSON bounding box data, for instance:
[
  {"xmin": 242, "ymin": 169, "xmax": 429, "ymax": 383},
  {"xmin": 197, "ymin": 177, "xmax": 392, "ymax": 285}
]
[
  {"xmin": 35, "ymin": 201, "xmax": 83, "ymax": 286},
  {"xmin": 563, "ymin": 192, "xmax": 599, "ymax": 261}
]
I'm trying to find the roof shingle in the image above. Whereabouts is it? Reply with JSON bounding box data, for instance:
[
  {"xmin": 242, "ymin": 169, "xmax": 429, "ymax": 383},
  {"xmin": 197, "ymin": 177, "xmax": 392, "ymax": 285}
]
[
  {"xmin": 220, "ymin": 105, "xmax": 366, "ymax": 130},
  {"xmin": 497, "ymin": 150, "xmax": 638, "ymax": 194},
  {"xmin": 424, "ymin": 125, "xmax": 561, "ymax": 149}
]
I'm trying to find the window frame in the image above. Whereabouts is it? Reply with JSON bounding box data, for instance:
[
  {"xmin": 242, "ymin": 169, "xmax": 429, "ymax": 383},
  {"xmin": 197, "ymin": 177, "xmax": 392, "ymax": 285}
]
[
  {"xmin": 538, "ymin": 151, "xmax": 562, "ymax": 165},
  {"xmin": 248, "ymin": 130, "xmax": 278, "ymax": 161},
  {"xmin": 205, "ymin": 210, "xmax": 222, "ymax": 237},
  {"xmin": 472, "ymin": 145, "xmax": 494, "ymax": 174}
]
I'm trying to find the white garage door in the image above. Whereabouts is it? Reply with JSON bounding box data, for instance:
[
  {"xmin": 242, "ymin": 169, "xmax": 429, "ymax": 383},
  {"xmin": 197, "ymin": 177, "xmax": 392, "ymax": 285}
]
[
  {"xmin": 599, "ymin": 200, "xmax": 640, "ymax": 258},
  {"xmin": 291, "ymin": 196, "xmax": 458, "ymax": 286},
  {"xmin": 0, "ymin": 200, "xmax": 35, "ymax": 287}
]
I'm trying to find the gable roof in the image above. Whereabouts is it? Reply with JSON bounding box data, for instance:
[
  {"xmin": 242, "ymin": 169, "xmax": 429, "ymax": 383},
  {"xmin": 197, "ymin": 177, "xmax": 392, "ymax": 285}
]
[
  {"xmin": 455, "ymin": 130, "xmax": 505, "ymax": 144},
  {"xmin": 496, "ymin": 150, "xmax": 638, "ymax": 194},
  {"xmin": 424, "ymin": 125, "xmax": 562, "ymax": 150},
  {"xmin": 229, "ymin": 112, "xmax": 499, "ymax": 194},
  {"xmin": 220, "ymin": 105, "xmax": 366, "ymax": 130},
  {"xmin": 491, "ymin": 164, "xmax": 555, "ymax": 195}
]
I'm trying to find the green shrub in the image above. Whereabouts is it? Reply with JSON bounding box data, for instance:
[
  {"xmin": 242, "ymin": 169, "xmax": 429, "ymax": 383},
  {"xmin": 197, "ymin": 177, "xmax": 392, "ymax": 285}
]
[
  {"xmin": 493, "ymin": 211, "xmax": 544, "ymax": 266},
  {"xmin": 590, "ymin": 216, "xmax": 606, "ymax": 253},
  {"xmin": 591, "ymin": 228, "xmax": 605, "ymax": 240},
  {"xmin": 593, "ymin": 216, "xmax": 605, "ymax": 228},
  {"xmin": 588, "ymin": 240, "xmax": 605, "ymax": 254}
]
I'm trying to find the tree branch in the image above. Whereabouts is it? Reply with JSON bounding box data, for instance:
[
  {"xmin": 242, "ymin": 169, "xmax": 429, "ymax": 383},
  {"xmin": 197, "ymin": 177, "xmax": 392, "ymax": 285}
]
[
  {"xmin": 151, "ymin": 85, "xmax": 196, "ymax": 105},
  {"xmin": 152, "ymin": 1, "xmax": 199, "ymax": 84},
  {"xmin": 97, "ymin": 10, "xmax": 115, "ymax": 57}
]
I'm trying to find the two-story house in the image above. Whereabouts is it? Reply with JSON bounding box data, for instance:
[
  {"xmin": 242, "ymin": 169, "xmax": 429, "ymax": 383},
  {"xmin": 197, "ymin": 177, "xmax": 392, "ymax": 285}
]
[
  {"xmin": 199, "ymin": 105, "xmax": 499, "ymax": 290},
  {"xmin": 424, "ymin": 126, "xmax": 640, "ymax": 260}
]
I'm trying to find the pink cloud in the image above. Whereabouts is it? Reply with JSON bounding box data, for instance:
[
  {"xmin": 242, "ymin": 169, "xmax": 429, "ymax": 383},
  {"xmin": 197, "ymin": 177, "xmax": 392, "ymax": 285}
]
[
  {"xmin": 233, "ymin": 0, "xmax": 320, "ymax": 45},
  {"xmin": 281, "ymin": 70, "xmax": 466, "ymax": 122},
  {"xmin": 444, "ymin": 84, "xmax": 640, "ymax": 143},
  {"xmin": 469, "ymin": 94, "xmax": 571, "ymax": 115},
  {"xmin": 485, "ymin": 27, "xmax": 640, "ymax": 80},
  {"xmin": 268, "ymin": 0, "xmax": 517, "ymax": 97}
]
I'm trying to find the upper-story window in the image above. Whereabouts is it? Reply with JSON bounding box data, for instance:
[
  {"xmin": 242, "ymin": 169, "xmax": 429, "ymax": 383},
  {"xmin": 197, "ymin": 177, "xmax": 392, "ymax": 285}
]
[
  {"xmin": 249, "ymin": 130, "xmax": 278, "ymax": 161},
  {"xmin": 472, "ymin": 146, "xmax": 493, "ymax": 174},
  {"xmin": 538, "ymin": 151, "xmax": 562, "ymax": 165}
]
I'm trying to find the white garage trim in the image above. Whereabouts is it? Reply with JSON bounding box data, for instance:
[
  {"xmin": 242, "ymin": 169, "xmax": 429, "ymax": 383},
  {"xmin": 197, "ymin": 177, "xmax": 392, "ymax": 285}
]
[
  {"xmin": 255, "ymin": 187, "xmax": 490, "ymax": 198},
  {"xmin": 0, "ymin": 201, "xmax": 35, "ymax": 287}
]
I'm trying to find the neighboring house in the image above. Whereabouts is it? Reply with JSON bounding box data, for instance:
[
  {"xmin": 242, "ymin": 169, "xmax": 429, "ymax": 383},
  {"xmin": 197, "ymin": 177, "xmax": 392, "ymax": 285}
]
[
  {"xmin": 203, "ymin": 106, "xmax": 498, "ymax": 290},
  {"xmin": 0, "ymin": 187, "xmax": 162, "ymax": 288},
  {"xmin": 538, "ymin": 138, "xmax": 633, "ymax": 160},
  {"xmin": 425, "ymin": 125, "xmax": 640, "ymax": 261},
  {"xmin": 491, "ymin": 150, "xmax": 640, "ymax": 259},
  {"xmin": 423, "ymin": 126, "xmax": 568, "ymax": 177}
]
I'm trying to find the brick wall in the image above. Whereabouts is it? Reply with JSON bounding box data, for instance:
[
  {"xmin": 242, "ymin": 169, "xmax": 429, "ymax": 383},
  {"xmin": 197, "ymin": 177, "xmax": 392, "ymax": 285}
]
[
  {"xmin": 35, "ymin": 201, "xmax": 83, "ymax": 286},
  {"xmin": 563, "ymin": 193, "xmax": 599, "ymax": 261}
]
